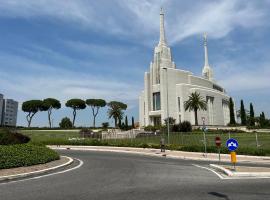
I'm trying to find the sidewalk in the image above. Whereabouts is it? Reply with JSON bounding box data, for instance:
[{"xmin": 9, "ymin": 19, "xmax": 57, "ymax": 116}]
[
  {"xmin": 210, "ymin": 164, "xmax": 270, "ymax": 177},
  {"xmin": 49, "ymin": 145, "xmax": 270, "ymax": 164}
]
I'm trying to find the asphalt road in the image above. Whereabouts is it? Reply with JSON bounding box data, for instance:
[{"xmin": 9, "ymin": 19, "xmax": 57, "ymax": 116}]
[{"xmin": 1, "ymin": 150, "xmax": 270, "ymax": 200}]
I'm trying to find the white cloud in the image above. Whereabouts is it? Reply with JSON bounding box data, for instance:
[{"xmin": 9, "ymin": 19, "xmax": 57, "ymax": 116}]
[
  {"xmin": 0, "ymin": 54, "xmax": 142, "ymax": 106},
  {"xmin": 0, "ymin": 0, "xmax": 268, "ymax": 44},
  {"xmin": 215, "ymin": 61, "xmax": 270, "ymax": 92}
]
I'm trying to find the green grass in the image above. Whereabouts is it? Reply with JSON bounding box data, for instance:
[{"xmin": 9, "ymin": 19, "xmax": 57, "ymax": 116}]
[
  {"xmin": 20, "ymin": 130, "xmax": 79, "ymax": 144},
  {"xmin": 20, "ymin": 130, "xmax": 270, "ymax": 156}
]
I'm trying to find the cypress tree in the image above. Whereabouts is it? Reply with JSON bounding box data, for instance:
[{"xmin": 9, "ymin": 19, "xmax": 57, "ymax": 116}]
[
  {"xmin": 132, "ymin": 116, "xmax": 135, "ymax": 128},
  {"xmin": 118, "ymin": 118, "xmax": 122, "ymax": 128},
  {"xmin": 249, "ymin": 103, "xmax": 255, "ymax": 126},
  {"xmin": 260, "ymin": 112, "xmax": 266, "ymax": 127},
  {"xmin": 229, "ymin": 97, "xmax": 236, "ymax": 125},
  {"xmin": 125, "ymin": 116, "xmax": 128, "ymax": 128},
  {"xmin": 240, "ymin": 100, "xmax": 247, "ymax": 125}
]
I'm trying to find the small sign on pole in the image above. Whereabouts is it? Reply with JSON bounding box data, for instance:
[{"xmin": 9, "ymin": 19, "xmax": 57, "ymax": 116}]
[{"xmin": 226, "ymin": 138, "xmax": 238, "ymax": 170}]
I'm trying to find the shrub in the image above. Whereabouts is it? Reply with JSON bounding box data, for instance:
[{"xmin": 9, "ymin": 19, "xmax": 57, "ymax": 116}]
[
  {"xmin": 59, "ymin": 117, "xmax": 73, "ymax": 129},
  {"xmin": 144, "ymin": 125, "xmax": 163, "ymax": 132},
  {"xmin": 79, "ymin": 128, "xmax": 93, "ymax": 137},
  {"xmin": 180, "ymin": 121, "xmax": 192, "ymax": 132},
  {"xmin": 0, "ymin": 144, "xmax": 59, "ymax": 169},
  {"xmin": 0, "ymin": 129, "xmax": 30, "ymax": 145},
  {"xmin": 102, "ymin": 122, "xmax": 109, "ymax": 130},
  {"xmin": 172, "ymin": 121, "xmax": 192, "ymax": 132}
]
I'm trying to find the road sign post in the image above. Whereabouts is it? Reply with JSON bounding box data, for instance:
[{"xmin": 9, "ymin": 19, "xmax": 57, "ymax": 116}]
[
  {"xmin": 226, "ymin": 138, "xmax": 238, "ymax": 170},
  {"xmin": 230, "ymin": 151, "xmax": 237, "ymax": 170},
  {"xmin": 215, "ymin": 136, "xmax": 221, "ymax": 162}
]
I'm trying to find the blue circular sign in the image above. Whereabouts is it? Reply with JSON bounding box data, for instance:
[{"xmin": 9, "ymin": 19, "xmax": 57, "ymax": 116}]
[{"xmin": 226, "ymin": 138, "xmax": 238, "ymax": 151}]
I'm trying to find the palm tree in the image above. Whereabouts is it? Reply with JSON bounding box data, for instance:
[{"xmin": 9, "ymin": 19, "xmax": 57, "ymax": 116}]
[
  {"xmin": 107, "ymin": 101, "xmax": 127, "ymax": 128},
  {"xmin": 184, "ymin": 92, "xmax": 207, "ymax": 125},
  {"xmin": 108, "ymin": 107, "xmax": 123, "ymax": 128}
]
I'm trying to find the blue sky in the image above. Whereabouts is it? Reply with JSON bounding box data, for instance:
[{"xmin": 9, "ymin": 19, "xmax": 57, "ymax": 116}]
[{"xmin": 0, "ymin": 0, "xmax": 269, "ymax": 127}]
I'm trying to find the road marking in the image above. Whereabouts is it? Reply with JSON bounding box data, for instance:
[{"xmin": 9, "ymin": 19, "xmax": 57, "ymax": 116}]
[
  {"xmin": 192, "ymin": 164, "xmax": 225, "ymax": 179},
  {"xmin": 0, "ymin": 158, "xmax": 84, "ymax": 185}
]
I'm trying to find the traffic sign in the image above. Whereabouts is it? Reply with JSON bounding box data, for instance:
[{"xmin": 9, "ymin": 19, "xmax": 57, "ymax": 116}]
[
  {"xmin": 226, "ymin": 138, "xmax": 238, "ymax": 151},
  {"xmin": 215, "ymin": 136, "xmax": 221, "ymax": 147}
]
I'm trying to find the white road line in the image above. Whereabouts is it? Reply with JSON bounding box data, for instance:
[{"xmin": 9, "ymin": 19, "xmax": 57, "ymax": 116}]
[
  {"xmin": 0, "ymin": 158, "xmax": 84, "ymax": 185},
  {"xmin": 192, "ymin": 164, "xmax": 225, "ymax": 179}
]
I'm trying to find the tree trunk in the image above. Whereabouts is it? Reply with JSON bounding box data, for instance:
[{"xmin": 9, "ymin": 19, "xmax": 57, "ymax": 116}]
[
  {"xmin": 72, "ymin": 109, "xmax": 76, "ymax": 127},
  {"xmin": 114, "ymin": 117, "xmax": 117, "ymax": 128},
  {"xmin": 194, "ymin": 108, "xmax": 198, "ymax": 126},
  {"xmin": 48, "ymin": 108, "xmax": 52, "ymax": 128},
  {"xmin": 27, "ymin": 112, "xmax": 35, "ymax": 127},
  {"xmin": 91, "ymin": 107, "xmax": 99, "ymax": 128}
]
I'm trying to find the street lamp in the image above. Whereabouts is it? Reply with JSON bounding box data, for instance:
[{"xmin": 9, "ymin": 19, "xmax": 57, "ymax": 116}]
[
  {"xmin": 162, "ymin": 67, "xmax": 170, "ymax": 145},
  {"xmin": 202, "ymin": 117, "xmax": 207, "ymax": 157}
]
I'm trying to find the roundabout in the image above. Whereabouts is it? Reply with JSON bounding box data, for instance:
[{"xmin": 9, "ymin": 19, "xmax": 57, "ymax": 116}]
[{"xmin": 1, "ymin": 149, "xmax": 270, "ymax": 200}]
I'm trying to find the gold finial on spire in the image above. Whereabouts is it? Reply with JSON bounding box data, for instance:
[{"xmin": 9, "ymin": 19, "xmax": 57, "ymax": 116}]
[{"xmin": 160, "ymin": 7, "xmax": 164, "ymax": 15}]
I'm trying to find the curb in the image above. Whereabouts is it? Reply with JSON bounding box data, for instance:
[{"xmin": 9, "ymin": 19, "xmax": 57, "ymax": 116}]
[
  {"xmin": 49, "ymin": 145, "xmax": 270, "ymax": 164},
  {"xmin": 210, "ymin": 164, "xmax": 270, "ymax": 177},
  {"xmin": 0, "ymin": 156, "xmax": 73, "ymax": 182}
]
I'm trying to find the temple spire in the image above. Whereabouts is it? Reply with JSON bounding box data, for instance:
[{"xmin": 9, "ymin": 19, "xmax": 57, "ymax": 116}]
[
  {"xmin": 202, "ymin": 33, "xmax": 213, "ymax": 81},
  {"xmin": 203, "ymin": 33, "xmax": 209, "ymax": 67},
  {"xmin": 158, "ymin": 7, "xmax": 166, "ymax": 46}
]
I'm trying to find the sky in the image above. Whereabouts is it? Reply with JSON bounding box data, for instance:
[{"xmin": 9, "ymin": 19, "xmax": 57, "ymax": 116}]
[{"xmin": 0, "ymin": 0, "xmax": 269, "ymax": 127}]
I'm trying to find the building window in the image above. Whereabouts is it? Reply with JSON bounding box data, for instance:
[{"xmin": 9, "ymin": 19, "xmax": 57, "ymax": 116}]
[
  {"xmin": 153, "ymin": 92, "xmax": 161, "ymax": 111},
  {"xmin": 178, "ymin": 97, "xmax": 181, "ymax": 112}
]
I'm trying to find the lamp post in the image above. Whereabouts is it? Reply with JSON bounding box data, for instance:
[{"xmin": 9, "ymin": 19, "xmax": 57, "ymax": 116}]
[
  {"xmin": 162, "ymin": 67, "xmax": 170, "ymax": 145},
  {"xmin": 202, "ymin": 117, "xmax": 207, "ymax": 157}
]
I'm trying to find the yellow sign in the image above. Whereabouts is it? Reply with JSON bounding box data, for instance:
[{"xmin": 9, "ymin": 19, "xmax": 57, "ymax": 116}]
[{"xmin": 230, "ymin": 151, "xmax": 237, "ymax": 163}]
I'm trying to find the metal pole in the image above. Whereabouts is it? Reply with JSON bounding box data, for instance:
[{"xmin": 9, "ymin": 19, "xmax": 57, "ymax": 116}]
[
  {"xmin": 255, "ymin": 132, "xmax": 259, "ymax": 148},
  {"xmin": 202, "ymin": 119, "xmax": 207, "ymax": 157},
  {"xmin": 218, "ymin": 148, "xmax": 221, "ymax": 163}
]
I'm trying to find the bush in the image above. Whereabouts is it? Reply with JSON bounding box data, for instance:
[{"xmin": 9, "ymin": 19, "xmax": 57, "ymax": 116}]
[
  {"xmin": 59, "ymin": 117, "xmax": 73, "ymax": 129},
  {"xmin": 102, "ymin": 122, "xmax": 109, "ymax": 130},
  {"xmin": 79, "ymin": 128, "xmax": 102, "ymax": 139},
  {"xmin": 144, "ymin": 125, "xmax": 162, "ymax": 132},
  {"xmin": 79, "ymin": 128, "xmax": 93, "ymax": 137},
  {"xmin": 0, "ymin": 129, "xmax": 30, "ymax": 145},
  {"xmin": 0, "ymin": 144, "xmax": 59, "ymax": 169},
  {"xmin": 172, "ymin": 121, "xmax": 192, "ymax": 132}
]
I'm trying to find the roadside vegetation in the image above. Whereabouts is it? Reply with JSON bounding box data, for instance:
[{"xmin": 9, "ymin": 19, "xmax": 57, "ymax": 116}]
[
  {"xmin": 0, "ymin": 129, "xmax": 59, "ymax": 169},
  {"xmin": 19, "ymin": 128, "xmax": 270, "ymax": 156}
]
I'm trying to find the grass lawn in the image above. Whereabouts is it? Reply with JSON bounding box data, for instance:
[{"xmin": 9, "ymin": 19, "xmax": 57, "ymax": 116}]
[
  {"xmin": 21, "ymin": 129, "xmax": 270, "ymax": 150},
  {"xmin": 20, "ymin": 130, "xmax": 80, "ymax": 144}
]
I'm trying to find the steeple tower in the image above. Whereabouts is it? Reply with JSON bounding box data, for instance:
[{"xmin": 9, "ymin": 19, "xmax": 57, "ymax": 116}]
[
  {"xmin": 158, "ymin": 7, "xmax": 167, "ymax": 46},
  {"xmin": 202, "ymin": 33, "xmax": 213, "ymax": 81}
]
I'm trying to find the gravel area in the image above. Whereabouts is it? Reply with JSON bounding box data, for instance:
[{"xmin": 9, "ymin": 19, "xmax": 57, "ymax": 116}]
[{"xmin": 0, "ymin": 156, "xmax": 69, "ymax": 177}]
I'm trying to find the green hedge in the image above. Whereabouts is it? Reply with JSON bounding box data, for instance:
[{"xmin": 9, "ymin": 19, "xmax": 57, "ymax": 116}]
[
  {"xmin": 0, "ymin": 129, "xmax": 30, "ymax": 145},
  {"xmin": 0, "ymin": 144, "xmax": 60, "ymax": 169}
]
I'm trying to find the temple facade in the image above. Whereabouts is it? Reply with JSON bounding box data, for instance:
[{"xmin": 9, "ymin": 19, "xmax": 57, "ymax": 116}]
[{"xmin": 139, "ymin": 9, "xmax": 231, "ymax": 126}]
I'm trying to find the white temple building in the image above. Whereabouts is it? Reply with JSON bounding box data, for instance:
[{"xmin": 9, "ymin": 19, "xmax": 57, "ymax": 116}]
[{"xmin": 139, "ymin": 9, "xmax": 231, "ymax": 126}]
